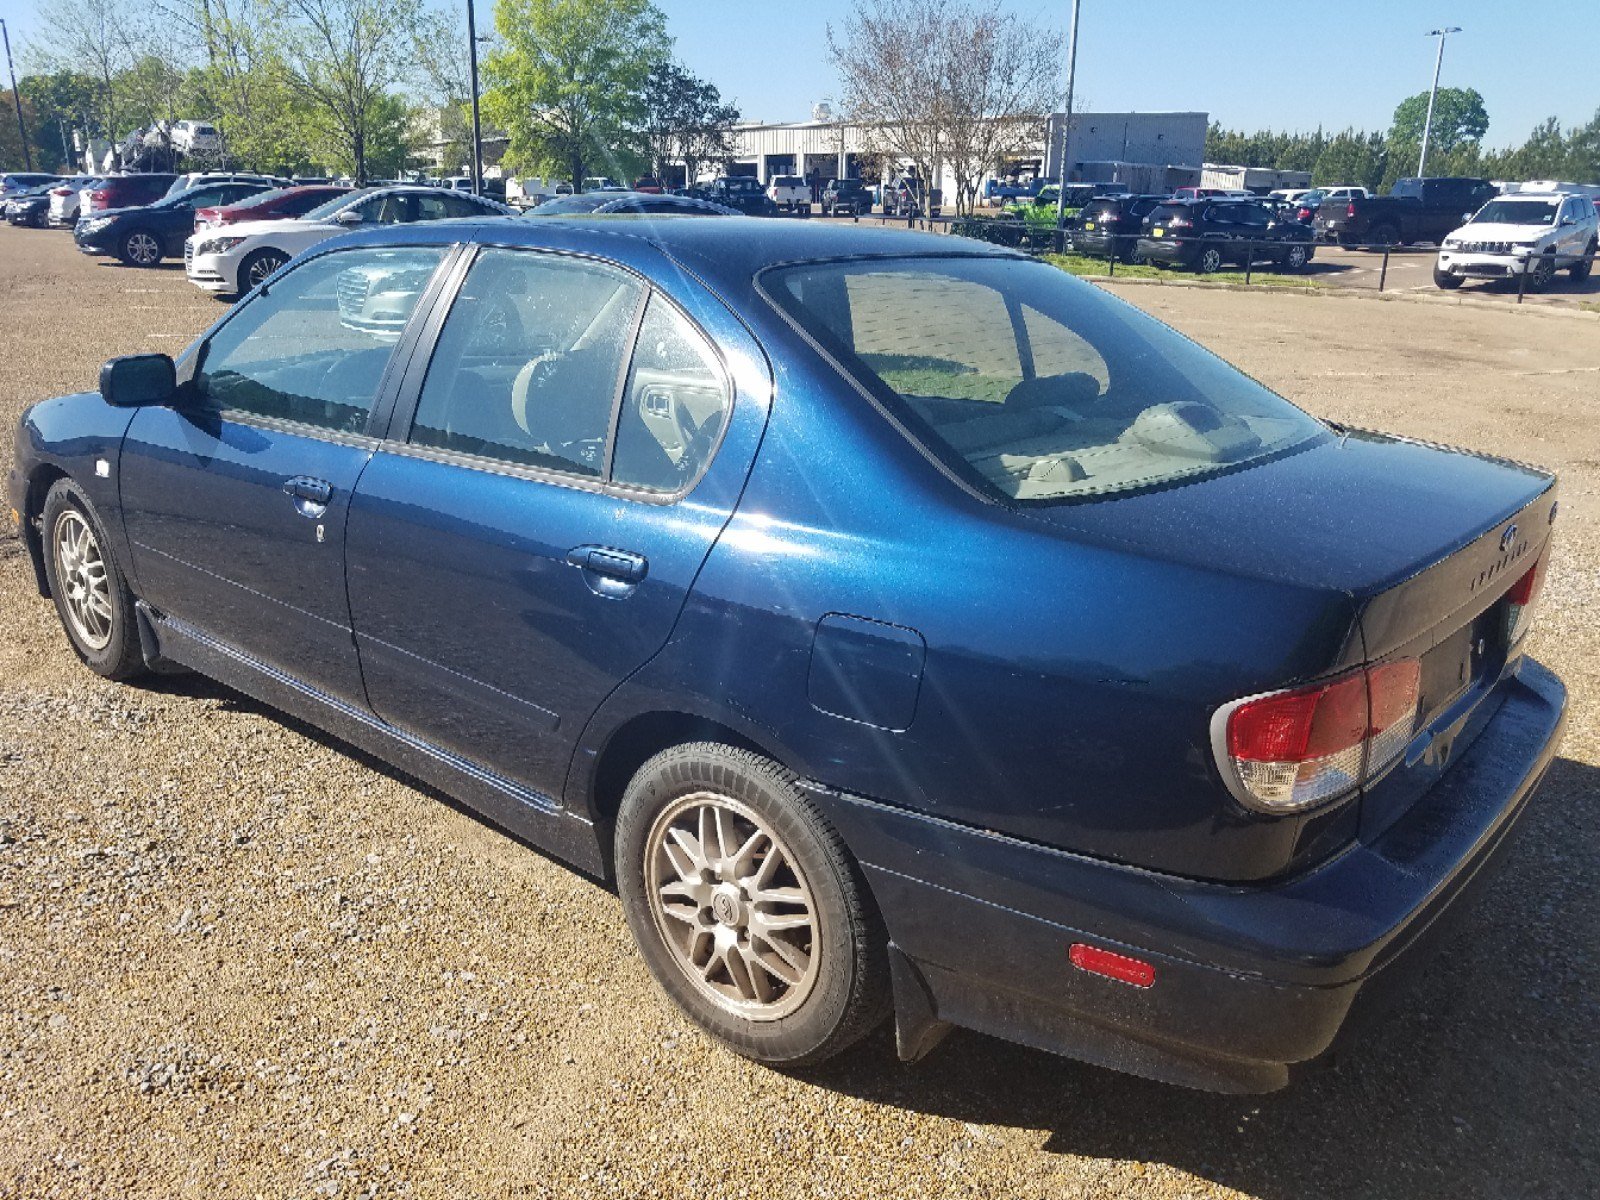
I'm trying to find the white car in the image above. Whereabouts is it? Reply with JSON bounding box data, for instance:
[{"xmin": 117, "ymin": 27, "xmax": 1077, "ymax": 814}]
[
  {"xmin": 1267, "ymin": 188, "xmax": 1315, "ymax": 205},
  {"xmin": 172, "ymin": 120, "xmax": 224, "ymax": 155},
  {"xmin": 184, "ymin": 186, "xmax": 514, "ymax": 296},
  {"xmin": 164, "ymin": 171, "xmax": 284, "ymax": 200},
  {"xmin": 1435, "ymin": 192, "xmax": 1599, "ymax": 291},
  {"xmin": 46, "ymin": 176, "xmax": 99, "ymax": 226}
]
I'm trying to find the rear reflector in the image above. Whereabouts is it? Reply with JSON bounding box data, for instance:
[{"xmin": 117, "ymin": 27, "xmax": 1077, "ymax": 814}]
[
  {"xmin": 1069, "ymin": 943, "xmax": 1156, "ymax": 988},
  {"xmin": 1218, "ymin": 660, "xmax": 1421, "ymax": 813}
]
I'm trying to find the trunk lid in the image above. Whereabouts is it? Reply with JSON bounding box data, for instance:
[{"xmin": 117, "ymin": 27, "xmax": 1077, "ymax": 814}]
[{"xmin": 1024, "ymin": 426, "xmax": 1557, "ymax": 841}]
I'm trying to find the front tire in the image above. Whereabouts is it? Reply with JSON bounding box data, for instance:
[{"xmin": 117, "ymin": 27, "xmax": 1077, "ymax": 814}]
[
  {"xmin": 1282, "ymin": 243, "xmax": 1309, "ymax": 271},
  {"xmin": 1528, "ymin": 251, "xmax": 1557, "ymax": 292},
  {"xmin": 117, "ymin": 228, "xmax": 162, "ymax": 267},
  {"xmin": 238, "ymin": 248, "xmax": 289, "ymax": 293},
  {"xmin": 41, "ymin": 480, "xmax": 146, "ymax": 680},
  {"xmin": 615, "ymin": 742, "xmax": 890, "ymax": 1066},
  {"xmin": 1197, "ymin": 246, "xmax": 1224, "ymax": 274},
  {"xmin": 1433, "ymin": 266, "xmax": 1464, "ymax": 289}
]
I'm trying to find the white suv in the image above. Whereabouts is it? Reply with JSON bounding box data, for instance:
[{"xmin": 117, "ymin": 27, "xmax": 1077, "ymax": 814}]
[{"xmin": 1435, "ymin": 192, "xmax": 1599, "ymax": 290}]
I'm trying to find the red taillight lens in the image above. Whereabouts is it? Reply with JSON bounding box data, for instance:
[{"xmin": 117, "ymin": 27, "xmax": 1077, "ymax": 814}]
[
  {"xmin": 1221, "ymin": 661, "xmax": 1420, "ymax": 813},
  {"xmin": 51, "ymin": 186, "xmax": 70, "ymax": 196},
  {"xmin": 91, "ymin": 190, "xmax": 110, "ymax": 203},
  {"xmin": 1296, "ymin": 206, "xmax": 1312, "ymax": 219},
  {"xmin": 1347, "ymin": 202, "xmax": 1357, "ymax": 217},
  {"xmin": 1505, "ymin": 555, "xmax": 1548, "ymax": 645}
]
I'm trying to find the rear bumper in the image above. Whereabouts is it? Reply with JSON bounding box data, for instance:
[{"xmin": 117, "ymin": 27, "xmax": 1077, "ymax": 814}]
[
  {"xmin": 1134, "ymin": 237, "xmax": 1194, "ymax": 265},
  {"xmin": 804, "ymin": 657, "xmax": 1566, "ymax": 1093}
]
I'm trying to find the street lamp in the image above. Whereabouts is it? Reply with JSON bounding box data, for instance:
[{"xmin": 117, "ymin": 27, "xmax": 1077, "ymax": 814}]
[
  {"xmin": 1053, "ymin": 0, "xmax": 1081, "ymax": 229},
  {"xmin": 465, "ymin": 1, "xmax": 485, "ymax": 195},
  {"xmin": 1417, "ymin": 26, "xmax": 1461, "ymax": 178},
  {"xmin": 1, "ymin": 19, "xmax": 33, "ymax": 173}
]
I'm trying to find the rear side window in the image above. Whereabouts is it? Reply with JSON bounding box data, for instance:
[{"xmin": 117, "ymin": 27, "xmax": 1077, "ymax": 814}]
[
  {"xmin": 196, "ymin": 246, "xmax": 448, "ymax": 433},
  {"xmin": 612, "ymin": 295, "xmax": 729, "ymax": 493},
  {"xmin": 764, "ymin": 256, "xmax": 1325, "ymax": 502},
  {"xmin": 410, "ymin": 249, "xmax": 644, "ymax": 477}
]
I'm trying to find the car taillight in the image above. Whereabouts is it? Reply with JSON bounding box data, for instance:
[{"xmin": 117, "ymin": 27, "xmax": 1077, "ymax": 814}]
[
  {"xmin": 51, "ymin": 186, "xmax": 71, "ymax": 196},
  {"xmin": 1167, "ymin": 216, "xmax": 1191, "ymax": 228},
  {"xmin": 1346, "ymin": 203, "xmax": 1357, "ymax": 218},
  {"xmin": 1296, "ymin": 206, "xmax": 1312, "ymax": 219},
  {"xmin": 1504, "ymin": 554, "xmax": 1547, "ymax": 646},
  {"xmin": 92, "ymin": 190, "xmax": 110, "ymax": 204},
  {"xmin": 1218, "ymin": 660, "xmax": 1421, "ymax": 813}
]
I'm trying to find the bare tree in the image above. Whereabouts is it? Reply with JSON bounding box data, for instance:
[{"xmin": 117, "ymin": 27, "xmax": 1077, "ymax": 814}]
[
  {"xmin": 827, "ymin": 0, "xmax": 944, "ymax": 210},
  {"xmin": 942, "ymin": 11, "xmax": 1060, "ymax": 215},
  {"xmin": 29, "ymin": 0, "xmax": 141, "ymax": 147},
  {"xmin": 828, "ymin": 0, "xmax": 1061, "ymax": 216}
]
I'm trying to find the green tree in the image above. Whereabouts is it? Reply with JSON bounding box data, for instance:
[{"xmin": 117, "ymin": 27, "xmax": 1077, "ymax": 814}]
[
  {"xmin": 483, "ymin": 0, "xmax": 669, "ymax": 187},
  {"xmin": 1313, "ymin": 129, "xmax": 1387, "ymax": 192},
  {"xmin": 1388, "ymin": 85, "xmax": 1489, "ymax": 176},
  {"xmin": 274, "ymin": 0, "xmax": 428, "ymax": 182}
]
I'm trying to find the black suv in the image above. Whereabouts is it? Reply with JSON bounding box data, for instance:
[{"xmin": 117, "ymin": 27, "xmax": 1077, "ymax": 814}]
[
  {"xmin": 821, "ymin": 178, "xmax": 871, "ymax": 216},
  {"xmin": 692, "ymin": 177, "xmax": 777, "ymax": 216},
  {"xmin": 1136, "ymin": 198, "xmax": 1316, "ymax": 273},
  {"xmin": 1073, "ymin": 194, "xmax": 1170, "ymax": 261}
]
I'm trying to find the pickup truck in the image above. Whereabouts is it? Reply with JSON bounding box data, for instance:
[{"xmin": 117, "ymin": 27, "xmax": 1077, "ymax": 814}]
[
  {"xmin": 1315, "ymin": 176, "xmax": 1498, "ymax": 249},
  {"xmin": 767, "ymin": 175, "xmax": 810, "ymax": 214}
]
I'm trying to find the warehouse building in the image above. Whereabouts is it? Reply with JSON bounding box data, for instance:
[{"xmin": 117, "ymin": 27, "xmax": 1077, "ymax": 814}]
[{"xmin": 701, "ymin": 109, "xmax": 1208, "ymax": 200}]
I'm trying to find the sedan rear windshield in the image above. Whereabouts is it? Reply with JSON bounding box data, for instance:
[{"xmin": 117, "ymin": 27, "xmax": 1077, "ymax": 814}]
[{"xmin": 763, "ymin": 255, "xmax": 1326, "ymax": 503}]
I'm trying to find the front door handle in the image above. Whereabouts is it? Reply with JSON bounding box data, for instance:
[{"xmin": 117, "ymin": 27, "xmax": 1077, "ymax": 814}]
[
  {"xmin": 566, "ymin": 545, "xmax": 648, "ymax": 596},
  {"xmin": 282, "ymin": 475, "xmax": 332, "ymax": 517}
]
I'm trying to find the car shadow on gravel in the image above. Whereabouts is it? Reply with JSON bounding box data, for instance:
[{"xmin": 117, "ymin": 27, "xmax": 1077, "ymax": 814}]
[
  {"xmin": 134, "ymin": 671, "xmax": 616, "ymax": 887},
  {"xmin": 804, "ymin": 754, "xmax": 1599, "ymax": 1200}
]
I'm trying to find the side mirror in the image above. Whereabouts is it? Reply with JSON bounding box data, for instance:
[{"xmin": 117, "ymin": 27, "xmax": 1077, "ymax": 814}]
[
  {"xmin": 335, "ymin": 210, "xmax": 365, "ymax": 226},
  {"xmin": 99, "ymin": 353, "xmax": 176, "ymax": 408},
  {"xmin": 1462, "ymin": 212, "xmax": 1473, "ymax": 222}
]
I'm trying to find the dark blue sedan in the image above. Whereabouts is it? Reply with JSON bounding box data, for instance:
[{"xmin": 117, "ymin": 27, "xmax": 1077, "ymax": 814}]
[
  {"xmin": 73, "ymin": 179, "xmax": 278, "ymax": 266},
  {"xmin": 7, "ymin": 218, "xmax": 1566, "ymax": 1092}
]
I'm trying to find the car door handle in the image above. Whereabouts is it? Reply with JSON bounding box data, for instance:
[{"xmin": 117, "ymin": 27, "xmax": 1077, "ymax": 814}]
[
  {"xmin": 283, "ymin": 476, "xmax": 333, "ymax": 504},
  {"xmin": 566, "ymin": 545, "xmax": 648, "ymax": 594}
]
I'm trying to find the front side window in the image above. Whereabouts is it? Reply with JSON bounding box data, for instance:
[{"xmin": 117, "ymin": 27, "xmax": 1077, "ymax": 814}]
[
  {"xmin": 195, "ymin": 246, "xmax": 448, "ymax": 433},
  {"xmin": 764, "ymin": 255, "xmax": 1326, "ymax": 503}
]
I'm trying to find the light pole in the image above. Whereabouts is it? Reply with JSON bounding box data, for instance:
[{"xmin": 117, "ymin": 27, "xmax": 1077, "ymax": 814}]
[
  {"xmin": 1053, "ymin": 0, "xmax": 1081, "ymax": 229},
  {"xmin": 1, "ymin": 19, "xmax": 33, "ymax": 173},
  {"xmin": 465, "ymin": 1, "xmax": 484, "ymax": 195},
  {"xmin": 1417, "ymin": 26, "xmax": 1461, "ymax": 178}
]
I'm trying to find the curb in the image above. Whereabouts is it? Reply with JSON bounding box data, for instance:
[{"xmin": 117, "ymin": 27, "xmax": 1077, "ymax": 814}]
[{"xmin": 1086, "ymin": 274, "xmax": 1600, "ymax": 320}]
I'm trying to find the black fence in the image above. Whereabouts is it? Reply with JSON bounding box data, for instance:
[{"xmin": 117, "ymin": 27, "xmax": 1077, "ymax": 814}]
[{"xmin": 828, "ymin": 209, "xmax": 1597, "ymax": 302}]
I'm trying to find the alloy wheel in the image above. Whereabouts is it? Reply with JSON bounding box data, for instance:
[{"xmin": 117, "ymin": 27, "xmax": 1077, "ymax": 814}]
[
  {"xmin": 245, "ymin": 253, "xmax": 286, "ymax": 290},
  {"xmin": 1286, "ymin": 244, "xmax": 1308, "ymax": 270},
  {"xmin": 126, "ymin": 231, "xmax": 160, "ymax": 265},
  {"xmin": 644, "ymin": 791, "xmax": 821, "ymax": 1020},
  {"xmin": 1199, "ymin": 248, "xmax": 1223, "ymax": 273},
  {"xmin": 53, "ymin": 510, "xmax": 113, "ymax": 651}
]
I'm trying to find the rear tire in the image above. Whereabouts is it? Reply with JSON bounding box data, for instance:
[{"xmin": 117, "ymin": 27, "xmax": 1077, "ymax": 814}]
[
  {"xmin": 1282, "ymin": 243, "xmax": 1309, "ymax": 271},
  {"xmin": 1367, "ymin": 224, "xmax": 1399, "ymax": 249},
  {"xmin": 1197, "ymin": 246, "xmax": 1224, "ymax": 274},
  {"xmin": 615, "ymin": 742, "xmax": 891, "ymax": 1067},
  {"xmin": 1570, "ymin": 239, "xmax": 1596, "ymax": 280},
  {"xmin": 41, "ymin": 480, "xmax": 146, "ymax": 681}
]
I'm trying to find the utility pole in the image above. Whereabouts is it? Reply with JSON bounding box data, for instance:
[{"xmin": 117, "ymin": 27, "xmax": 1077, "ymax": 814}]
[
  {"xmin": 466, "ymin": 0, "xmax": 484, "ymax": 194},
  {"xmin": 1417, "ymin": 26, "xmax": 1461, "ymax": 178},
  {"xmin": 1053, "ymin": 0, "xmax": 1081, "ymax": 228},
  {"xmin": 2, "ymin": 19, "xmax": 33, "ymax": 173}
]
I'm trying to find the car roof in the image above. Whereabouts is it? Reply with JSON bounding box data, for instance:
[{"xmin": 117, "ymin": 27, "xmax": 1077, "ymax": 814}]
[{"xmin": 325, "ymin": 216, "xmax": 1016, "ymax": 290}]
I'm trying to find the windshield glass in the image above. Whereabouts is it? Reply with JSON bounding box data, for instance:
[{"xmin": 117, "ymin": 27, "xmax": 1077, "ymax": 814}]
[
  {"xmin": 1472, "ymin": 199, "xmax": 1559, "ymax": 225},
  {"xmin": 531, "ymin": 194, "xmax": 610, "ymax": 214},
  {"xmin": 300, "ymin": 190, "xmax": 371, "ymax": 221},
  {"xmin": 763, "ymin": 256, "xmax": 1326, "ymax": 503}
]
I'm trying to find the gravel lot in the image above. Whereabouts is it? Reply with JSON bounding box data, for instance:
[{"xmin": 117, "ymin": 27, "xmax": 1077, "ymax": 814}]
[{"xmin": 1, "ymin": 225, "xmax": 1596, "ymax": 1200}]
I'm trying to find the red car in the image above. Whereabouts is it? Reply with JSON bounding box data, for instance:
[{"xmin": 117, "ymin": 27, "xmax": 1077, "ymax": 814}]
[
  {"xmin": 192, "ymin": 184, "xmax": 352, "ymax": 234},
  {"xmin": 632, "ymin": 177, "xmax": 665, "ymax": 194}
]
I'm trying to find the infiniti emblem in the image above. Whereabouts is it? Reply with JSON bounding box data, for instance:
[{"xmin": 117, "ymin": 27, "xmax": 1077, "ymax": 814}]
[{"xmin": 1500, "ymin": 523, "xmax": 1518, "ymax": 552}]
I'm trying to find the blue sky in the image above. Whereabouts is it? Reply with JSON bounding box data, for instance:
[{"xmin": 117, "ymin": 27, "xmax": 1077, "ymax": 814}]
[
  {"xmin": 4, "ymin": 0, "xmax": 1593, "ymax": 148},
  {"xmin": 655, "ymin": 0, "xmax": 1598, "ymax": 148}
]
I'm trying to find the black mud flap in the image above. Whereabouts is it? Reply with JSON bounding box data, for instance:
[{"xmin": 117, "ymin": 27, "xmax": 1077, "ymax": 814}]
[{"xmin": 889, "ymin": 943, "xmax": 953, "ymax": 1062}]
